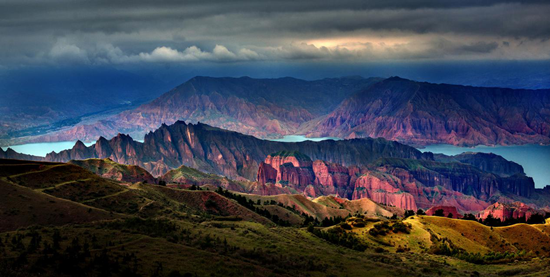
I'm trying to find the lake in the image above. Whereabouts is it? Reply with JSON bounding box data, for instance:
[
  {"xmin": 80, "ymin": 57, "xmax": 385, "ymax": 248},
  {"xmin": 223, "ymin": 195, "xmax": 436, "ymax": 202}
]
[
  {"xmin": 420, "ymin": 144, "xmax": 550, "ymax": 188},
  {"xmin": 269, "ymin": 135, "xmax": 342, "ymax": 142},
  {"xmin": 1, "ymin": 141, "xmax": 95, "ymax": 157}
]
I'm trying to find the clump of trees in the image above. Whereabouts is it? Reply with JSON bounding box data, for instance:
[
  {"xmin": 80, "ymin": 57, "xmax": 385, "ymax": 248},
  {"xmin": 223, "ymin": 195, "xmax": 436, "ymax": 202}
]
[
  {"xmin": 189, "ymin": 185, "xmax": 201, "ymax": 190},
  {"xmin": 480, "ymin": 213, "xmax": 548, "ymax": 227},
  {"xmin": 402, "ymin": 209, "xmax": 425, "ymax": 217},
  {"xmin": 215, "ymin": 187, "xmax": 291, "ymax": 226},
  {"xmin": 434, "ymin": 209, "xmax": 445, "ymax": 217},
  {"xmin": 319, "ymin": 216, "xmax": 346, "ymax": 227},
  {"xmin": 0, "ymin": 228, "xmax": 142, "ymax": 276},
  {"xmin": 307, "ymin": 225, "xmax": 368, "ymax": 251},
  {"xmin": 368, "ymin": 220, "xmax": 412, "ymax": 236},
  {"xmin": 462, "ymin": 213, "xmax": 477, "ymax": 221},
  {"xmin": 455, "ymin": 251, "xmax": 528, "ymax": 264},
  {"xmin": 425, "ymin": 207, "xmax": 549, "ymax": 227}
]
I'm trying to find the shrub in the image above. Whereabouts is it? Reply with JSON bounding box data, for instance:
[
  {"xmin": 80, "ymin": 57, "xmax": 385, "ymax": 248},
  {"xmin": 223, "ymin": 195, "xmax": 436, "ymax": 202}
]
[
  {"xmin": 341, "ymin": 223, "xmax": 352, "ymax": 230},
  {"xmin": 404, "ymin": 210, "xmax": 415, "ymax": 218},
  {"xmin": 308, "ymin": 227, "xmax": 368, "ymax": 251},
  {"xmin": 391, "ymin": 221, "xmax": 411, "ymax": 234},
  {"xmin": 462, "ymin": 213, "xmax": 477, "ymax": 221},
  {"xmin": 527, "ymin": 213, "xmax": 546, "ymax": 224}
]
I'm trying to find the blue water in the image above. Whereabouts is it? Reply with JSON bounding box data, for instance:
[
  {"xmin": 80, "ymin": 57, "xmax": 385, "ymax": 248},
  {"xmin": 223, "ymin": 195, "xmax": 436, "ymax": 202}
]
[
  {"xmin": 420, "ymin": 144, "xmax": 550, "ymax": 188},
  {"xmin": 269, "ymin": 135, "xmax": 341, "ymax": 142},
  {"xmin": 2, "ymin": 141, "xmax": 95, "ymax": 157}
]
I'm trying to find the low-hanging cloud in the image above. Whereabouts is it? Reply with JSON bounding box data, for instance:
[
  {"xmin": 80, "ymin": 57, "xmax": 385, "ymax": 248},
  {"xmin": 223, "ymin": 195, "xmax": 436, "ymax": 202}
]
[
  {"xmin": 1, "ymin": 0, "xmax": 549, "ymax": 66},
  {"xmin": 48, "ymin": 40, "xmax": 90, "ymax": 64},
  {"xmin": 46, "ymin": 41, "xmax": 262, "ymax": 64},
  {"xmin": 46, "ymin": 38, "xmax": 511, "ymax": 65},
  {"xmin": 135, "ymin": 45, "xmax": 260, "ymax": 62}
]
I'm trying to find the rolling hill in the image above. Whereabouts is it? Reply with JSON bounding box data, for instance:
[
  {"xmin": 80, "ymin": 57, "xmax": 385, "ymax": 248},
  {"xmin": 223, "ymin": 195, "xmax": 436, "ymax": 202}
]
[{"xmin": 2, "ymin": 158, "xmax": 550, "ymax": 276}]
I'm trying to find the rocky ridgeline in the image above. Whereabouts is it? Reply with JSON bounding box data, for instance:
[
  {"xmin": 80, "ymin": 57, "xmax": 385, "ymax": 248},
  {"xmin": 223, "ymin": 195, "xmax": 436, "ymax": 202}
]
[
  {"xmin": 257, "ymin": 151, "xmax": 537, "ymax": 213},
  {"xmin": 32, "ymin": 76, "xmax": 550, "ymax": 147},
  {"xmin": 477, "ymin": 202, "xmax": 537, "ymax": 221},
  {"xmin": 43, "ymin": 121, "xmax": 433, "ymax": 178}
]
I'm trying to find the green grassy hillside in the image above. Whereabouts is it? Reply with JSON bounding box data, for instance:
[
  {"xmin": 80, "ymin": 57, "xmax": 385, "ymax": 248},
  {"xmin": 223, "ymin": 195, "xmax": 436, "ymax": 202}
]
[{"xmin": 1, "ymin": 158, "xmax": 550, "ymax": 276}]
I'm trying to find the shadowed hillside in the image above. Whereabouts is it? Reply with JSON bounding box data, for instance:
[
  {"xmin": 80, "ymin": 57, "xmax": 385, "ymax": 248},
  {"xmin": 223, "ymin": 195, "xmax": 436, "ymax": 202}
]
[
  {"xmin": 2, "ymin": 158, "xmax": 550, "ymax": 276},
  {"xmin": 32, "ymin": 76, "xmax": 381, "ymax": 142},
  {"xmin": 304, "ymin": 77, "xmax": 550, "ymax": 146}
]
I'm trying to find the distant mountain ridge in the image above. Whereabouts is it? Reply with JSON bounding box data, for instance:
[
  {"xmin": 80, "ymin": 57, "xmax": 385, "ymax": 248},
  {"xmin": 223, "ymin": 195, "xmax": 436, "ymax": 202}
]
[
  {"xmin": 304, "ymin": 77, "xmax": 550, "ymax": 146},
  {"xmin": 35, "ymin": 76, "xmax": 381, "ymax": 142},
  {"xmin": 24, "ymin": 75, "xmax": 550, "ymax": 147}
]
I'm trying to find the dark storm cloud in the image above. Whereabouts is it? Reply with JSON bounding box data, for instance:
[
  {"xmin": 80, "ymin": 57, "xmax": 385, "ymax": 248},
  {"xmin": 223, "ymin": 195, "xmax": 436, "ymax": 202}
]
[{"xmin": 0, "ymin": 0, "xmax": 548, "ymax": 65}]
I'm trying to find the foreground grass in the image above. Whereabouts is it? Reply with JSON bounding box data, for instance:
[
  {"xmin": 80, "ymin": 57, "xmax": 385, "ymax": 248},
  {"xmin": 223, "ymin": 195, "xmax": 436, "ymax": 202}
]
[
  {"xmin": 2, "ymin": 160, "xmax": 550, "ymax": 276},
  {"xmin": 3, "ymin": 216, "xmax": 550, "ymax": 276}
]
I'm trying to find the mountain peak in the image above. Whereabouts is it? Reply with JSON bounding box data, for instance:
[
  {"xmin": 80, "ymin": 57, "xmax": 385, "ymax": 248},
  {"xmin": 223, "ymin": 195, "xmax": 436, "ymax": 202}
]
[
  {"xmin": 74, "ymin": 140, "xmax": 86, "ymax": 149},
  {"xmin": 385, "ymin": 76, "xmax": 411, "ymax": 82},
  {"xmin": 113, "ymin": 133, "xmax": 133, "ymax": 142},
  {"xmin": 173, "ymin": 120, "xmax": 189, "ymax": 126}
]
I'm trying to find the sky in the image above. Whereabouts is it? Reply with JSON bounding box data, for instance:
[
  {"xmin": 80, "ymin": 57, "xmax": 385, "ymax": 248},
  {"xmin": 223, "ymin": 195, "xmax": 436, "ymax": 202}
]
[{"xmin": 1, "ymin": 0, "xmax": 549, "ymax": 68}]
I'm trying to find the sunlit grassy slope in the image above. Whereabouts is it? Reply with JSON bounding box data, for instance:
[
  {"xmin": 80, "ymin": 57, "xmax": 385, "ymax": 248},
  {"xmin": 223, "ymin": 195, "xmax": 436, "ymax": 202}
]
[{"xmin": 1, "ymin": 158, "xmax": 550, "ymax": 276}]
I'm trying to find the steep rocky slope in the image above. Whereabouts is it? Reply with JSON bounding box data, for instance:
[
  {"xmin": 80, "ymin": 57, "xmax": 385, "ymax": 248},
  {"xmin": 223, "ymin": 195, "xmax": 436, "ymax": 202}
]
[
  {"xmin": 434, "ymin": 152, "xmax": 525, "ymax": 177},
  {"xmin": 305, "ymin": 77, "xmax": 550, "ymax": 146},
  {"xmin": 477, "ymin": 202, "xmax": 538, "ymax": 221},
  {"xmin": 7, "ymin": 120, "xmax": 545, "ymax": 212},
  {"xmin": 43, "ymin": 121, "xmax": 432, "ymax": 178},
  {"xmin": 0, "ymin": 147, "xmax": 42, "ymax": 161},
  {"xmin": 256, "ymin": 151, "xmax": 538, "ymax": 212}
]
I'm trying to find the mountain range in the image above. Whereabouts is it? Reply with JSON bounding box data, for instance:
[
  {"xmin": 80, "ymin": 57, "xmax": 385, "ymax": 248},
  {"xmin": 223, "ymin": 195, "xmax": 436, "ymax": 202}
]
[
  {"xmin": 3, "ymin": 120, "xmax": 546, "ymax": 213},
  {"xmin": 41, "ymin": 121, "xmax": 432, "ymax": 178},
  {"xmin": 29, "ymin": 76, "xmax": 380, "ymax": 143},
  {"xmin": 17, "ymin": 76, "xmax": 550, "ymax": 147},
  {"xmin": 306, "ymin": 77, "xmax": 550, "ymax": 146}
]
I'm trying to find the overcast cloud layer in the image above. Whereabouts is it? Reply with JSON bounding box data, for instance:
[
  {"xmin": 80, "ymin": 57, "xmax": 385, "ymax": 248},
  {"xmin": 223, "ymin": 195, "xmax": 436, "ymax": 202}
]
[{"xmin": 1, "ymin": 0, "xmax": 549, "ymax": 66}]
